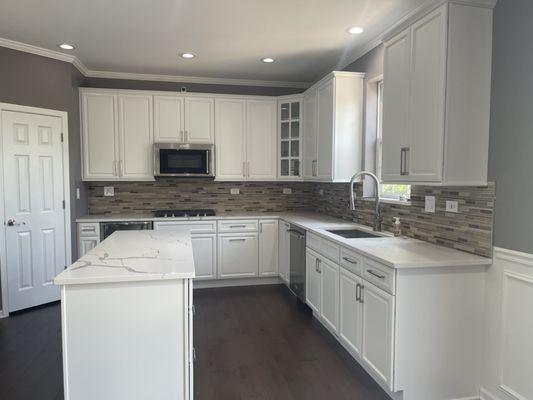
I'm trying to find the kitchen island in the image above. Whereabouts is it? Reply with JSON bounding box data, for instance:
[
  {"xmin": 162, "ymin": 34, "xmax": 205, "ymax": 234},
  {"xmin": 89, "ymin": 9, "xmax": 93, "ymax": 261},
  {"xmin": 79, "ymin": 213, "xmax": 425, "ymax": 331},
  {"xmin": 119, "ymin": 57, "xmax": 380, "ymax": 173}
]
[{"xmin": 54, "ymin": 230, "xmax": 195, "ymax": 400}]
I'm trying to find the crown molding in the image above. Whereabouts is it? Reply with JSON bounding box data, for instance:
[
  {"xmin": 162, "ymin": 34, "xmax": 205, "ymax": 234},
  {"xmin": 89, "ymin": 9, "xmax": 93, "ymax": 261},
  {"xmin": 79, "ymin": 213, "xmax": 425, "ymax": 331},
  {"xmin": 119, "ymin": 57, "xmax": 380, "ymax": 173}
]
[{"xmin": 0, "ymin": 36, "xmax": 310, "ymax": 88}]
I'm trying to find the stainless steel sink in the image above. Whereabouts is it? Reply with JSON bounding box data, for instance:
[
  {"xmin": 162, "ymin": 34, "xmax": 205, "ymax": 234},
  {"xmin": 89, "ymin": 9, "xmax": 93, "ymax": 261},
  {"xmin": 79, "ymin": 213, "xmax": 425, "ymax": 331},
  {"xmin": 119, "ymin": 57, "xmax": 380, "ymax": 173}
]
[{"xmin": 326, "ymin": 229, "xmax": 382, "ymax": 239}]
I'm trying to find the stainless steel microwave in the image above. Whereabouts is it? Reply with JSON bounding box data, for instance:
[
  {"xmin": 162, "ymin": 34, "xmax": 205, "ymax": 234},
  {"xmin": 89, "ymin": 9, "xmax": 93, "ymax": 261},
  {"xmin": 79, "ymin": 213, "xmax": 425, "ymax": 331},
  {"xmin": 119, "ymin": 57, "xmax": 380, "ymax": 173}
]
[{"xmin": 154, "ymin": 143, "xmax": 215, "ymax": 177}]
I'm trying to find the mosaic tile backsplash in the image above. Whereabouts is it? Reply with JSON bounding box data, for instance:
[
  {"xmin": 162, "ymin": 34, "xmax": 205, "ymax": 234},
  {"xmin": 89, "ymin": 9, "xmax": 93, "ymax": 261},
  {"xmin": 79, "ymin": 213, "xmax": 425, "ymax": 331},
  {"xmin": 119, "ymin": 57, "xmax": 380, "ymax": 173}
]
[{"xmin": 88, "ymin": 180, "xmax": 495, "ymax": 257}]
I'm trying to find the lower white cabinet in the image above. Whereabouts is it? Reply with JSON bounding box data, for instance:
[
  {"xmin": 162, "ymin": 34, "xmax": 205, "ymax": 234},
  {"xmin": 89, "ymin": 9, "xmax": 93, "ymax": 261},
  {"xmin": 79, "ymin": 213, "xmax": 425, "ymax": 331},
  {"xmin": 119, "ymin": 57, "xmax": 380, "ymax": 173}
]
[
  {"xmin": 278, "ymin": 221, "xmax": 290, "ymax": 283},
  {"xmin": 218, "ymin": 233, "xmax": 259, "ymax": 278},
  {"xmin": 259, "ymin": 219, "xmax": 278, "ymax": 276},
  {"xmin": 306, "ymin": 250, "xmax": 321, "ymax": 314},
  {"xmin": 77, "ymin": 222, "xmax": 101, "ymax": 259},
  {"xmin": 190, "ymin": 235, "xmax": 217, "ymax": 280},
  {"xmin": 79, "ymin": 237, "xmax": 99, "ymax": 258},
  {"xmin": 361, "ymin": 281, "xmax": 395, "ymax": 388},
  {"xmin": 339, "ymin": 267, "xmax": 363, "ymax": 358},
  {"xmin": 319, "ymin": 256, "xmax": 339, "ymax": 334}
]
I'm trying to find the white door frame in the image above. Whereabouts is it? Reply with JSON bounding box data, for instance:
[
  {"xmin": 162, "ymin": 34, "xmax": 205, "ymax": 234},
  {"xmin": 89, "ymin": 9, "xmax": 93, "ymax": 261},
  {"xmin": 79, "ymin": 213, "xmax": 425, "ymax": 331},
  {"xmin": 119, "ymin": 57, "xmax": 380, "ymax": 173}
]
[{"xmin": 0, "ymin": 103, "xmax": 71, "ymax": 317}]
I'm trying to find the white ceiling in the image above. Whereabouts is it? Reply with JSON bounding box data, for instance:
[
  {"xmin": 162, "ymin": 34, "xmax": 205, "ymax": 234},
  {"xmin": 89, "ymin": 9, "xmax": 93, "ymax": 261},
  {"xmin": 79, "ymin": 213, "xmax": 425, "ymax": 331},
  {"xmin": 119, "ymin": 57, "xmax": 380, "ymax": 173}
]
[{"xmin": 0, "ymin": 0, "xmax": 431, "ymax": 86}]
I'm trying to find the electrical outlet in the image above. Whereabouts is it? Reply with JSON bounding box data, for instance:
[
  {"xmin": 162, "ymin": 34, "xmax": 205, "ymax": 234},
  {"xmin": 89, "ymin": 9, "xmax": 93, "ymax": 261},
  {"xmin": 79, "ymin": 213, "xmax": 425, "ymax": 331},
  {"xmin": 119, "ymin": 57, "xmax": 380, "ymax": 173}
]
[
  {"xmin": 319, "ymin": 189, "xmax": 324, "ymax": 196},
  {"xmin": 103, "ymin": 186, "xmax": 114, "ymax": 197},
  {"xmin": 445, "ymin": 200, "xmax": 459, "ymax": 213},
  {"xmin": 230, "ymin": 188, "xmax": 240, "ymax": 195},
  {"xmin": 425, "ymin": 196, "xmax": 435, "ymax": 213},
  {"xmin": 283, "ymin": 188, "xmax": 292, "ymax": 194}
]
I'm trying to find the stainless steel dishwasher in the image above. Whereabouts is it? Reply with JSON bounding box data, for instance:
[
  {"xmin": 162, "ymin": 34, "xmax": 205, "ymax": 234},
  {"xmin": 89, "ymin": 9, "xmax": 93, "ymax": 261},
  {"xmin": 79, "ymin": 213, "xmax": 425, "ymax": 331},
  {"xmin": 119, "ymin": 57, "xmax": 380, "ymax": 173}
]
[{"xmin": 288, "ymin": 225, "xmax": 306, "ymax": 302}]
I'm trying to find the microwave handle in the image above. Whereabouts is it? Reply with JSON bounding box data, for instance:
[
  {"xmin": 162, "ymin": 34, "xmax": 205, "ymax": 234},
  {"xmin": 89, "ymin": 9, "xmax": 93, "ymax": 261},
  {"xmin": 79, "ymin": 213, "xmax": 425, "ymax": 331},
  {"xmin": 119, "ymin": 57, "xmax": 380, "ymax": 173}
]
[{"xmin": 206, "ymin": 150, "xmax": 210, "ymax": 174}]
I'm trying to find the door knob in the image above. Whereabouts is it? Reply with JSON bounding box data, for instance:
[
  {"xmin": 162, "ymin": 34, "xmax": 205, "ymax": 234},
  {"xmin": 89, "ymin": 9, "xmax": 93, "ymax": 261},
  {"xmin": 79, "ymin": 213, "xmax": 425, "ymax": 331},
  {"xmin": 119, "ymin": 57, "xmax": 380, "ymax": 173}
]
[{"xmin": 7, "ymin": 218, "xmax": 16, "ymax": 226}]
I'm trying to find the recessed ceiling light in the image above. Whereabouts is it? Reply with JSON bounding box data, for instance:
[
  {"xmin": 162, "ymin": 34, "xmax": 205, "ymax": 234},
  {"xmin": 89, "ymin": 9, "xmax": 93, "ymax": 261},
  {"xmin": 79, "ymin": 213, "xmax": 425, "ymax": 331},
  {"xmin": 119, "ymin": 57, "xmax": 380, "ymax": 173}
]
[
  {"xmin": 261, "ymin": 57, "xmax": 275, "ymax": 63},
  {"xmin": 58, "ymin": 43, "xmax": 75, "ymax": 50},
  {"xmin": 180, "ymin": 52, "xmax": 195, "ymax": 59},
  {"xmin": 347, "ymin": 26, "xmax": 364, "ymax": 34}
]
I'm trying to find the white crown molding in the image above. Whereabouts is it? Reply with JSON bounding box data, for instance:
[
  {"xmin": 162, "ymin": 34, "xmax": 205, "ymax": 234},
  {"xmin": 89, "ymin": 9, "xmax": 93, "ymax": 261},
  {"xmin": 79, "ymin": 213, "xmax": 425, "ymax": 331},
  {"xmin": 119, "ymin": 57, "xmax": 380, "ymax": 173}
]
[{"xmin": 0, "ymin": 36, "xmax": 310, "ymax": 88}]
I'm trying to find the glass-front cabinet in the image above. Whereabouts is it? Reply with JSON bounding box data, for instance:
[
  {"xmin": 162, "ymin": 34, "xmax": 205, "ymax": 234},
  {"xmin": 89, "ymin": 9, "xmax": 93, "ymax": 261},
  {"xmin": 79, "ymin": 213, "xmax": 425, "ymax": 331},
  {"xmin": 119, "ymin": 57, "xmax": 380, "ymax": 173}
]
[{"xmin": 278, "ymin": 97, "xmax": 303, "ymax": 179}]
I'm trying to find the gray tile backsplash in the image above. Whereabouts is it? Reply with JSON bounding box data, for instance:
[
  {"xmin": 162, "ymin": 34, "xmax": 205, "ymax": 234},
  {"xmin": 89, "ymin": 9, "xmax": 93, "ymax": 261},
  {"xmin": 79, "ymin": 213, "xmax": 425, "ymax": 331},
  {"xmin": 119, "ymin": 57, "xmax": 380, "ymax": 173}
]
[{"xmin": 88, "ymin": 180, "xmax": 495, "ymax": 257}]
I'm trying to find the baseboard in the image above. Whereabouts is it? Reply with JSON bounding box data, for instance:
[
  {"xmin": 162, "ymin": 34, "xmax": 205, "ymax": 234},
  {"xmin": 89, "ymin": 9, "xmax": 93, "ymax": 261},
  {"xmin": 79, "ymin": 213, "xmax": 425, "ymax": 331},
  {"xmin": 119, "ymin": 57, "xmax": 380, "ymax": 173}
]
[
  {"xmin": 193, "ymin": 276, "xmax": 284, "ymax": 289},
  {"xmin": 0, "ymin": 308, "xmax": 7, "ymax": 318},
  {"xmin": 479, "ymin": 388, "xmax": 500, "ymax": 400}
]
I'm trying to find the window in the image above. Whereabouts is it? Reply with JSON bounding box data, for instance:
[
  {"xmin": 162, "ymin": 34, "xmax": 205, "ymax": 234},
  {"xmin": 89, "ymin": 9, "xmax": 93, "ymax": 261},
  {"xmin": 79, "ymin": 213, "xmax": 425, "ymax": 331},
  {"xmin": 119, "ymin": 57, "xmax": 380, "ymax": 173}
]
[{"xmin": 375, "ymin": 80, "xmax": 410, "ymax": 202}]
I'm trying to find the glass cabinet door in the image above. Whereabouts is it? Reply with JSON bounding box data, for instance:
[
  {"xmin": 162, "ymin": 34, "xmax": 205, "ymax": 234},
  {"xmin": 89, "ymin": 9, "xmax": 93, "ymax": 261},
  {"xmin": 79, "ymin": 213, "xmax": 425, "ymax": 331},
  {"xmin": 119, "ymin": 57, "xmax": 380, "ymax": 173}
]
[{"xmin": 279, "ymin": 99, "xmax": 302, "ymax": 178}]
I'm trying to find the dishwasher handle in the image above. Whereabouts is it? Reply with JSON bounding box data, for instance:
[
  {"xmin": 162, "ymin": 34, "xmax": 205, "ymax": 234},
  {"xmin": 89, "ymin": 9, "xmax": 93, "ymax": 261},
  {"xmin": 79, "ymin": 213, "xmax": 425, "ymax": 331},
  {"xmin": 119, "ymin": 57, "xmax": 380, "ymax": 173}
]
[{"xmin": 287, "ymin": 229, "xmax": 305, "ymax": 239}]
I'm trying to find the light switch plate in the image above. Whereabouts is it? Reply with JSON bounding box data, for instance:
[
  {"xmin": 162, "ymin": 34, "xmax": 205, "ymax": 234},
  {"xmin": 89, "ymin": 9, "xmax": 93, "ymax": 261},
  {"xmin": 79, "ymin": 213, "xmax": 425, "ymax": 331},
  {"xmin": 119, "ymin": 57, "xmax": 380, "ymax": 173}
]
[
  {"xmin": 446, "ymin": 200, "xmax": 459, "ymax": 213},
  {"xmin": 103, "ymin": 186, "xmax": 114, "ymax": 197},
  {"xmin": 425, "ymin": 196, "xmax": 435, "ymax": 213},
  {"xmin": 230, "ymin": 188, "xmax": 240, "ymax": 195},
  {"xmin": 283, "ymin": 188, "xmax": 292, "ymax": 194}
]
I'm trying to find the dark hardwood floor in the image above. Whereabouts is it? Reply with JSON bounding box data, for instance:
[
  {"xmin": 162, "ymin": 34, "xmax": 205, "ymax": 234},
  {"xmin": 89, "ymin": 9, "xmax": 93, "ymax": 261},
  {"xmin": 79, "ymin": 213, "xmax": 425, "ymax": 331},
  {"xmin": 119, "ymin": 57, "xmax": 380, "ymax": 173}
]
[{"xmin": 0, "ymin": 285, "xmax": 389, "ymax": 400}]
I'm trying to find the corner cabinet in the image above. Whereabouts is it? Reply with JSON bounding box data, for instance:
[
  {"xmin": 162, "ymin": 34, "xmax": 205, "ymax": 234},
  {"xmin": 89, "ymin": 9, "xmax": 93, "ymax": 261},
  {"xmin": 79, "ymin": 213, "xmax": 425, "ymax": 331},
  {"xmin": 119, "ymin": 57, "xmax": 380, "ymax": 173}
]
[
  {"xmin": 278, "ymin": 97, "xmax": 302, "ymax": 179},
  {"xmin": 302, "ymin": 71, "xmax": 364, "ymax": 182},
  {"xmin": 81, "ymin": 89, "xmax": 154, "ymax": 181},
  {"xmin": 382, "ymin": 1, "xmax": 493, "ymax": 185}
]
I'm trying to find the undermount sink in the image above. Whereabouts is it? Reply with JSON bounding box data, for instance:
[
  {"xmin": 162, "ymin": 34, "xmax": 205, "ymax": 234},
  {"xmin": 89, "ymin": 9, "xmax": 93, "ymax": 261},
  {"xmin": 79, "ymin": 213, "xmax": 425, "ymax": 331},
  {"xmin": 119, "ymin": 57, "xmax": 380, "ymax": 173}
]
[{"xmin": 326, "ymin": 229, "xmax": 382, "ymax": 239}]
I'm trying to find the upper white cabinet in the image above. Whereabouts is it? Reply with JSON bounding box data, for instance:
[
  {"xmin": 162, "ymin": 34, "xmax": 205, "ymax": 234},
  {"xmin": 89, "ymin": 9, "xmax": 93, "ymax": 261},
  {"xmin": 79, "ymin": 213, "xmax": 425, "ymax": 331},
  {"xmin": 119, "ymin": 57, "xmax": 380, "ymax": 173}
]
[
  {"xmin": 81, "ymin": 89, "xmax": 154, "ymax": 181},
  {"xmin": 153, "ymin": 95, "xmax": 214, "ymax": 143},
  {"xmin": 278, "ymin": 97, "xmax": 302, "ymax": 179},
  {"xmin": 302, "ymin": 71, "xmax": 364, "ymax": 182},
  {"xmin": 216, "ymin": 98, "xmax": 277, "ymax": 181},
  {"xmin": 382, "ymin": 2, "xmax": 493, "ymax": 185}
]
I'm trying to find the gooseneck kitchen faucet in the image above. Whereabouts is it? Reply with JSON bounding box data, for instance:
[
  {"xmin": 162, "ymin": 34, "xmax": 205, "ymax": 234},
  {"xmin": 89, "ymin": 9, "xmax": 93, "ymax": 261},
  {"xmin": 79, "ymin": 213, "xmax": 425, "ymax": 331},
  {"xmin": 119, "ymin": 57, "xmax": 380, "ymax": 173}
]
[{"xmin": 349, "ymin": 171, "xmax": 383, "ymax": 232}]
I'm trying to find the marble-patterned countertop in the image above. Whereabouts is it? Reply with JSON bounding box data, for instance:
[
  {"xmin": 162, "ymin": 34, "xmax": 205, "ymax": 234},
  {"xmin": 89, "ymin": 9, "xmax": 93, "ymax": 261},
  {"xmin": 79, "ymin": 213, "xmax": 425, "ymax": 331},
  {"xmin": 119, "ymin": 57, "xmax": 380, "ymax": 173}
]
[
  {"xmin": 75, "ymin": 211, "xmax": 492, "ymax": 269},
  {"xmin": 54, "ymin": 230, "xmax": 195, "ymax": 285}
]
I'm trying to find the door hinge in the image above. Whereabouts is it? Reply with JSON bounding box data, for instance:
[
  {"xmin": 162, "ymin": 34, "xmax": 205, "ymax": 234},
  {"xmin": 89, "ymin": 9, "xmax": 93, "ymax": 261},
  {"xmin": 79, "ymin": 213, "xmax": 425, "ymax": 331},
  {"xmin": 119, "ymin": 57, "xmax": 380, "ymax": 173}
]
[
  {"xmin": 60, "ymin": 133, "xmax": 64, "ymax": 142},
  {"xmin": 62, "ymin": 200, "xmax": 66, "ymax": 209}
]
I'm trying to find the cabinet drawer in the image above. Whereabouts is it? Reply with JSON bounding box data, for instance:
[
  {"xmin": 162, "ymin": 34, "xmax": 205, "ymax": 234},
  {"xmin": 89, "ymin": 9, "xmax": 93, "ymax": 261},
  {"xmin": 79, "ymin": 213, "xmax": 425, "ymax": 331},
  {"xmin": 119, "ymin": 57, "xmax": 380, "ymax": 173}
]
[
  {"xmin": 154, "ymin": 221, "xmax": 216, "ymax": 234},
  {"xmin": 218, "ymin": 219, "xmax": 258, "ymax": 233},
  {"xmin": 307, "ymin": 233, "xmax": 340, "ymax": 263},
  {"xmin": 340, "ymin": 247, "xmax": 363, "ymax": 276},
  {"xmin": 363, "ymin": 258, "xmax": 396, "ymax": 295},
  {"xmin": 78, "ymin": 223, "xmax": 100, "ymax": 237}
]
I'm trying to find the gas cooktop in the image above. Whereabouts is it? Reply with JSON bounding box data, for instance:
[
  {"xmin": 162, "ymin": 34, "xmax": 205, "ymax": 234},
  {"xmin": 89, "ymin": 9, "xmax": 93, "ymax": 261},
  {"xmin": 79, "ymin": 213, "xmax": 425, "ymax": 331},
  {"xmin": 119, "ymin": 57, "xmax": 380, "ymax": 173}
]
[{"xmin": 154, "ymin": 209, "xmax": 216, "ymax": 218}]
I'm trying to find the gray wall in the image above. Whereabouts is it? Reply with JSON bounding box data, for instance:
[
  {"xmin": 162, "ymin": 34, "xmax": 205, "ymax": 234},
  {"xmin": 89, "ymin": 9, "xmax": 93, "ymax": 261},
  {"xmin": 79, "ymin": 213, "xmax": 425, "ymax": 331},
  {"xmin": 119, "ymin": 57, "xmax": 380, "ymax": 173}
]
[
  {"xmin": 488, "ymin": 0, "xmax": 533, "ymax": 254},
  {"xmin": 0, "ymin": 46, "xmax": 87, "ymax": 259}
]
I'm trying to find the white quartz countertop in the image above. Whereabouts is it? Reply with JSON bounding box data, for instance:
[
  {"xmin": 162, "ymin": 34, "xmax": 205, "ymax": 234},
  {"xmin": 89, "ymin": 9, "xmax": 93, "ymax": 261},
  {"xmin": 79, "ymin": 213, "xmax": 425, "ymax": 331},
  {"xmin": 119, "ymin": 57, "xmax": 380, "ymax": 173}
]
[
  {"xmin": 76, "ymin": 211, "xmax": 492, "ymax": 269},
  {"xmin": 55, "ymin": 230, "xmax": 195, "ymax": 285}
]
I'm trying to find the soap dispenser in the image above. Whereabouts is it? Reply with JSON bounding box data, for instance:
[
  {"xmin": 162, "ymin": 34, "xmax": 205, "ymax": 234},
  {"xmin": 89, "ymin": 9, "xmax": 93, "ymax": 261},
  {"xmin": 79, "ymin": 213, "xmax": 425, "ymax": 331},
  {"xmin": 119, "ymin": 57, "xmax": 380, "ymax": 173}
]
[{"xmin": 393, "ymin": 217, "xmax": 401, "ymax": 237}]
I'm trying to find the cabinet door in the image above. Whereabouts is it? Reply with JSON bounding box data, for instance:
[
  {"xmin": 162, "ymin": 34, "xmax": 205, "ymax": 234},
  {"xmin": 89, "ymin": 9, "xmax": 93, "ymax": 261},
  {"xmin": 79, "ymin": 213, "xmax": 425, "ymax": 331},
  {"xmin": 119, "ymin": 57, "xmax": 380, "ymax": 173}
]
[
  {"xmin": 118, "ymin": 93, "xmax": 154, "ymax": 180},
  {"xmin": 153, "ymin": 95, "xmax": 184, "ymax": 142},
  {"xmin": 319, "ymin": 257, "xmax": 339, "ymax": 334},
  {"xmin": 362, "ymin": 281, "xmax": 395, "ymax": 388},
  {"xmin": 259, "ymin": 220, "xmax": 278, "ymax": 276},
  {"xmin": 409, "ymin": 7, "xmax": 447, "ymax": 182},
  {"xmin": 305, "ymin": 250, "xmax": 321, "ymax": 314},
  {"xmin": 246, "ymin": 99, "xmax": 277, "ymax": 180},
  {"xmin": 215, "ymin": 98, "xmax": 246, "ymax": 180},
  {"xmin": 191, "ymin": 234, "xmax": 217, "ymax": 280},
  {"xmin": 78, "ymin": 237, "xmax": 99, "ymax": 258},
  {"xmin": 218, "ymin": 233, "xmax": 258, "ymax": 278},
  {"xmin": 316, "ymin": 80, "xmax": 334, "ymax": 180},
  {"xmin": 382, "ymin": 29, "xmax": 411, "ymax": 182},
  {"xmin": 302, "ymin": 90, "xmax": 317, "ymax": 179},
  {"xmin": 81, "ymin": 91, "xmax": 119, "ymax": 180},
  {"xmin": 339, "ymin": 268, "xmax": 363, "ymax": 358},
  {"xmin": 278, "ymin": 221, "xmax": 290, "ymax": 283},
  {"xmin": 184, "ymin": 97, "xmax": 214, "ymax": 143}
]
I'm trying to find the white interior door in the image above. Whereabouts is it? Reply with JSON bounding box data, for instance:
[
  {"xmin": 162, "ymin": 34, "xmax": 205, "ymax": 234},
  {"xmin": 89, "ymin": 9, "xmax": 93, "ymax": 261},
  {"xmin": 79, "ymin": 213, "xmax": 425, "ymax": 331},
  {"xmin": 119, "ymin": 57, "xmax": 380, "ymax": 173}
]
[{"xmin": 2, "ymin": 110, "xmax": 66, "ymax": 312}]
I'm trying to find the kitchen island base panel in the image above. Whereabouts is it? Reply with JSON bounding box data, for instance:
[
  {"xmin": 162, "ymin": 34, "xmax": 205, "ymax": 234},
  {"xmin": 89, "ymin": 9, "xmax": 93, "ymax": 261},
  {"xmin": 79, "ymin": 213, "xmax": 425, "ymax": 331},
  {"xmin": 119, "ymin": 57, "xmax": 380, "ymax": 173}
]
[{"xmin": 61, "ymin": 279, "xmax": 192, "ymax": 400}]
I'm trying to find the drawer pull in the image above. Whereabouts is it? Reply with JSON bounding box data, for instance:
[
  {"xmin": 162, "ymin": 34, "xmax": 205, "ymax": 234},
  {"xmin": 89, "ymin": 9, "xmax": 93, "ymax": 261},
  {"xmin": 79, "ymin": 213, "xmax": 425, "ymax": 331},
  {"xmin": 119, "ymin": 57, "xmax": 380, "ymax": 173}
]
[
  {"xmin": 356, "ymin": 283, "xmax": 361, "ymax": 302},
  {"xmin": 229, "ymin": 238, "xmax": 246, "ymax": 242},
  {"xmin": 342, "ymin": 257, "xmax": 358, "ymax": 264},
  {"xmin": 81, "ymin": 227, "xmax": 96, "ymax": 232},
  {"xmin": 367, "ymin": 269, "xmax": 386, "ymax": 279},
  {"xmin": 229, "ymin": 225, "xmax": 247, "ymax": 228}
]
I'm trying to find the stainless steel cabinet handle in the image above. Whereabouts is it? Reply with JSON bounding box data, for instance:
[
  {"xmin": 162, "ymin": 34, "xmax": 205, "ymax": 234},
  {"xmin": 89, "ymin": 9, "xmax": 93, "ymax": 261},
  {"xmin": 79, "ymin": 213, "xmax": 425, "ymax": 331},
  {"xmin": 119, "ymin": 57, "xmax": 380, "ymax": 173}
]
[
  {"xmin": 243, "ymin": 162, "xmax": 246, "ymax": 178},
  {"xmin": 229, "ymin": 238, "xmax": 246, "ymax": 242},
  {"xmin": 356, "ymin": 283, "xmax": 361, "ymax": 302},
  {"xmin": 367, "ymin": 269, "xmax": 386, "ymax": 279},
  {"xmin": 360, "ymin": 285, "xmax": 364, "ymax": 303},
  {"xmin": 229, "ymin": 225, "xmax": 246, "ymax": 228},
  {"xmin": 119, "ymin": 160, "xmax": 124, "ymax": 176},
  {"xmin": 342, "ymin": 257, "xmax": 358, "ymax": 264},
  {"xmin": 113, "ymin": 161, "xmax": 117, "ymax": 176},
  {"xmin": 317, "ymin": 258, "xmax": 322, "ymax": 273},
  {"xmin": 247, "ymin": 161, "xmax": 251, "ymax": 178},
  {"xmin": 400, "ymin": 147, "xmax": 410, "ymax": 175},
  {"xmin": 312, "ymin": 160, "xmax": 317, "ymax": 176},
  {"xmin": 81, "ymin": 227, "xmax": 96, "ymax": 232}
]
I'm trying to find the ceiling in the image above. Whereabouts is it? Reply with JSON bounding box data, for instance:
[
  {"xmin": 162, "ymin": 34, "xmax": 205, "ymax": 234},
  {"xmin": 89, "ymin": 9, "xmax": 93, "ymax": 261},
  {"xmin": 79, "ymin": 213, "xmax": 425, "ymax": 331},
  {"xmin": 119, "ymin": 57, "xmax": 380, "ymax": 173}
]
[{"xmin": 0, "ymin": 0, "xmax": 431, "ymax": 86}]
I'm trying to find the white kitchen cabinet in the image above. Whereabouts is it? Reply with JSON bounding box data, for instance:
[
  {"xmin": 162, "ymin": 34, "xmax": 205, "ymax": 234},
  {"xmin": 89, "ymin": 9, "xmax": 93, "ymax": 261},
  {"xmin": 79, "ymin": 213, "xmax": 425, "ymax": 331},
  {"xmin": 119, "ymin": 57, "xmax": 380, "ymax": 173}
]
[
  {"xmin": 305, "ymin": 249, "xmax": 321, "ymax": 314},
  {"xmin": 81, "ymin": 90, "xmax": 119, "ymax": 180},
  {"xmin": 319, "ymin": 256, "xmax": 339, "ymax": 334},
  {"xmin": 77, "ymin": 222, "xmax": 101, "ymax": 259},
  {"xmin": 302, "ymin": 71, "xmax": 364, "ymax": 182},
  {"xmin": 381, "ymin": 2, "xmax": 493, "ymax": 185},
  {"xmin": 361, "ymin": 281, "xmax": 395, "ymax": 388},
  {"xmin": 278, "ymin": 97, "xmax": 302, "ymax": 179},
  {"xmin": 154, "ymin": 95, "xmax": 214, "ymax": 144},
  {"xmin": 78, "ymin": 237, "xmax": 99, "ymax": 258},
  {"xmin": 339, "ymin": 267, "xmax": 363, "ymax": 359},
  {"xmin": 81, "ymin": 89, "xmax": 154, "ymax": 181},
  {"xmin": 216, "ymin": 98, "xmax": 277, "ymax": 181},
  {"xmin": 278, "ymin": 221, "xmax": 290, "ymax": 283},
  {"xmin": 118, "ymin": 93, "xmax": 154, "ymax": 180},
  {"xmin": 190, "ymin": 235, "xmax": 217, "ymax": 280},
  {"xmin": 215, "ymin": 98, "xmax": 246, "ymax": 180},
  {"xmin": 258, "ymin": 219, "xmax": 278, "ymax": 276},
  {"xmin": 218, "ymin": 233, "xmax": 259, "ymax": 278}
]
